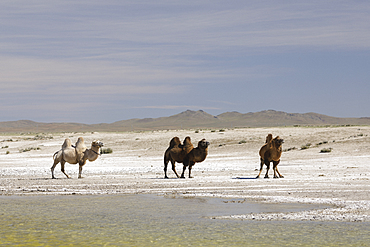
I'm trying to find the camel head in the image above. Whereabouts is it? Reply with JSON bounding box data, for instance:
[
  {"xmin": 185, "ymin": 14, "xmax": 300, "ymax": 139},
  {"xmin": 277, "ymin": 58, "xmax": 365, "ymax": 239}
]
[
  {"xmin": 197, "ymin": 139, "xmax": 210, "ymax": 149},
  {"xmin": 272, "ymin": 136, "xmax": 284, "ymax": 147},
  {"xmin": 91, "ymin": 140, "xmax": 104, "ymax": 148}
]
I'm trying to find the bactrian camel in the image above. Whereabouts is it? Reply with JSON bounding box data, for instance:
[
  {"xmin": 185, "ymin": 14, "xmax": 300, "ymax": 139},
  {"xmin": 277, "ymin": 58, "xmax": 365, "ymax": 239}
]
[
  {"xmin": 181, "ymin": 138, "xmax": 210, "ymax": 178},
  {"xmin": 163, "ymin": 136, "xmax": 193, "ymax": 178},
  {"xmin": 256, "ymin": 134, "xmax": 284, "ymax": 179},
  {"xmin": 51, "ymin": 137, "xmax": 104, "ymax": 179}
]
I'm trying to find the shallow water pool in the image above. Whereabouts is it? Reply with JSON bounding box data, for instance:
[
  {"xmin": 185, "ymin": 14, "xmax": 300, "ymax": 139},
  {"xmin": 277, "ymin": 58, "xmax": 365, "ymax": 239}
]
[{"xmin": 0, "ymin": 194, "xmax": 369, "ymax": 246}]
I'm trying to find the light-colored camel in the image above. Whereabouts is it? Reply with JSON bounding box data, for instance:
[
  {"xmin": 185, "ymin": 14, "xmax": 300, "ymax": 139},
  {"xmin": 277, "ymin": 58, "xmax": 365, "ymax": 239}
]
[{"xmin": 51, "ymin": 138, "xmax": 104, "ymax": 179}]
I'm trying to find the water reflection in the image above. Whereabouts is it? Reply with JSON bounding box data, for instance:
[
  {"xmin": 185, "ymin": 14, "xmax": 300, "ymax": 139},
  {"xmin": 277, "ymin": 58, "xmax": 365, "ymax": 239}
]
[{"xmin": 0, "ymin": 194, "xmax": 369, "ymax": 246}]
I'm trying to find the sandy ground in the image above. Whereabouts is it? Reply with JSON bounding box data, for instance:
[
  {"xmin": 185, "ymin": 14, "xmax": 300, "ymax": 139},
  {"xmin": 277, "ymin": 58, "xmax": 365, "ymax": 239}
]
[{"xmin": 1, "ymin": 126, "xmax": 370, "ymax": 222}]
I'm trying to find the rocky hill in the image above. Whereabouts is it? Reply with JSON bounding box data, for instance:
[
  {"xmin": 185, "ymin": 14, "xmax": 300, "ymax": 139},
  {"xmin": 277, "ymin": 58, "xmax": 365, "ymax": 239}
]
[{"xmin": 1, "ymin": 110, "xmax": 370, "ymax": 133}]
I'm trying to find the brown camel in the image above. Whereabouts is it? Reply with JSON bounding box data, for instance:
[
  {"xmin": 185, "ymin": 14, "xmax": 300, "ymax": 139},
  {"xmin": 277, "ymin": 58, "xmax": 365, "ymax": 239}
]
[
  {"xmin": 256, "ymin": 134, "xmax": 284, "ymax": 178},
  {"xmin": 181, "ymin": 139, "xmax": 210, "ymax": 178},
  {"xmin": 51, "ymin": 138, "xmax": 104, "ymax": 179},
  {"xmin": 163, "ymin": 136, "xmax": 193, "ymax": 178}
]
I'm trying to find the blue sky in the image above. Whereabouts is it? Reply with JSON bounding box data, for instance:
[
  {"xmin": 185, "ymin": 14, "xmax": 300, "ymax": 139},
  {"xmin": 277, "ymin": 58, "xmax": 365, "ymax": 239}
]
[{"xmin": 1, "ymin": 1, "xmax": 369, "ymax": 123}]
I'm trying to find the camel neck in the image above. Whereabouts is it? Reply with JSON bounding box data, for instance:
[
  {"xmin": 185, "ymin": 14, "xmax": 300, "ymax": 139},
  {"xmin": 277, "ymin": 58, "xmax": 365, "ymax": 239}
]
[{"xmin": 89, "ymin": 148, "xmax": 100, "ymax": 156}]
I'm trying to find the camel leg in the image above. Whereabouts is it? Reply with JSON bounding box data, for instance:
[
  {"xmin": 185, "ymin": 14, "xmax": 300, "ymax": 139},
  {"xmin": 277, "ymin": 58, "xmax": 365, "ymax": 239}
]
[
  {"xmin": 171, "ymin": 160, "xmax": 180, "ymax": 178},
  {"xmin": 78, "ymin": 165, "xmax": 82, "ymax": 179},
  {"xmin": 180, "ymin": 165, "xmax": 187, "ymax": 178},
  {"xmin": 51, "ymin": 160, "xmax": 59, "ymax": 179},
  {"xmin": 273, "ymin": 160, "xmax": 284, "ymax": 178},
  {"xmin": 164, "ymin": 159, "xmax": 169, "ymax": 179},
  {"xmin": 256, "ymin": 158, "xmax": 264, "ymax": 178},
  {"xmin": 181, "ymin": 158, "xmax": 190, "ymax": 178},
  {"xmin": 60, "ymin": 161, "xmax": 70, "ymax": 179},
  {"xmin": 188, "ymin": 163, "xmax": 195, "ymax": 178},
  {"xmin": 78, "ymin": 160, "xmax": 86, "ymax": 179},
  {"xmin": 276, "ymin": 168, "xmax": 284, "ymax": 178},
  {"xmin": 264, "ymin": 160, "xmax": 270, "ymax": 178}
]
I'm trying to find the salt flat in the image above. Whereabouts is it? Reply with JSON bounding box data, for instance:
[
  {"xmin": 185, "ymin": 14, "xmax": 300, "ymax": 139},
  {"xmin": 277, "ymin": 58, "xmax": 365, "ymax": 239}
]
[{"xmin": 1, "ymin": 126, "xmax": 370, "ymax": 222}]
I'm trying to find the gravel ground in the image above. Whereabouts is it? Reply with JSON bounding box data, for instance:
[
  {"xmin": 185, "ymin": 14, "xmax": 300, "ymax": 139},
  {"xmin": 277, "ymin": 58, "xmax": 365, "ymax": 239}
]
[{"xmin": 1, "ymin": 126, "xmax": 370, "ymax": 222}]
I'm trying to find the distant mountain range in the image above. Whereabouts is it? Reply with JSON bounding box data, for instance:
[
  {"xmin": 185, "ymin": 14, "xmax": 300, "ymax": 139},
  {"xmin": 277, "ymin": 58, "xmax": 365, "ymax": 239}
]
[{"xmin": 1, "ymin": 110, "xmax": 370, "ymax": 133}]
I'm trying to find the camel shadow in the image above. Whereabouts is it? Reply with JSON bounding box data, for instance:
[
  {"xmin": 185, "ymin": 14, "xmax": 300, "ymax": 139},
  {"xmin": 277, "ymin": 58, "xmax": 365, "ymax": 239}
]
[
  {"xmin": 29, "ymin": 177, "xmax": 71, "ymax": 180},
  {"xmin": 232, "ymin": 177, "xmax": 257, "ymax": 180},
  {"xmin": 150, "ymin": 177, "xmax": 257, "ymax": 180}
]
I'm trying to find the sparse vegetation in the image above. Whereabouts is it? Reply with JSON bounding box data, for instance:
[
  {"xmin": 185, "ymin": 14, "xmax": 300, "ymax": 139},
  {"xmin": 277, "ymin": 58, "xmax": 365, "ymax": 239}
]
[
  {"xmin": 34, "ymin": 135, "xmax": 53, "ymax": 140},
  {"xmin": 2, "ymin": 139, "xmax": 14, "ymax": 142},
  {"xmin": 317, "ymin": 141, "xmax": 328, "ymax": 145},
  {"xmin": 24, "ymin": 135, "xmax": 53, "ymax": 141},
  {"xmin": 239, "ymin": 140, "xmax": 247, "ymax": 144},
  {"xmin": 19, "ymin": 147, "xmax": 40, "ymax": 153},
  {"xmin": 301, "ymin": 143, "xmax": 312, "ymax": 150},
  {"xmin": 6, "ymin": 151, "xmax": 10, "ymax": 155},
  {"xmin": 1, "ymin": 146, "xmax": 9, "ymax": 149},
  {"xmin": 320, "ymin": 148, "xmax": 332, "ymax": 153},
  {"xmin": 284, "ymin": 147, "xmax": 297, "ymax": 152},
  {"xmin": 100, "ymin": 148, "xmax": 113, "ymax": 154}
]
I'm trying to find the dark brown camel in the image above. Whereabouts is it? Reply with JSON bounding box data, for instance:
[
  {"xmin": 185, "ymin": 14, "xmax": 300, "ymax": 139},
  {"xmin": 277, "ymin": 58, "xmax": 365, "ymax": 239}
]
[
  {"xmin": 181, "ymin": 139, "xmax": 210, "ymax": 178},
  {"xmin": 163, "ymin": 136, "xmax": 193, "ymax": 178},
  {"xmin": 256, "ymin": 134, "xmax": 284, "ymax": 178}
]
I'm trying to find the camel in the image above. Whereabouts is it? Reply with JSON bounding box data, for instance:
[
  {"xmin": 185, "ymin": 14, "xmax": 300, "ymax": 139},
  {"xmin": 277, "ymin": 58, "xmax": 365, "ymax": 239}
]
[
  {"xmin": 51, "ymin": 138, "xmax": 104, "ymax": 179},
  {"xmin": 256, "ymin": 134, "xmax": 284, "ymax": 179},
  {"xmin": 164, "ymin": 136, "xmax": 193, "ymax": 178},
  {"xmin": 181, "ymin": 139, "xmax": 210, "ymax": 178}
]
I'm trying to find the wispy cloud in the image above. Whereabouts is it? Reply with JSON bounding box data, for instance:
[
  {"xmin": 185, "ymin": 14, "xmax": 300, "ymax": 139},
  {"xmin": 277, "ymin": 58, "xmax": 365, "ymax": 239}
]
[{"xmin": 0, "ymin": 1, "xmax": 369, "ymax": 122}]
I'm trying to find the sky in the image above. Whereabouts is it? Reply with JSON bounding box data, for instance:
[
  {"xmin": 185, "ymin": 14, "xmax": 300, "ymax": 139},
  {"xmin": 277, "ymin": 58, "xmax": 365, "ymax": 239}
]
[{"xmin": 1, "ymin": 0, "xmax": 369, "ymax": 124}]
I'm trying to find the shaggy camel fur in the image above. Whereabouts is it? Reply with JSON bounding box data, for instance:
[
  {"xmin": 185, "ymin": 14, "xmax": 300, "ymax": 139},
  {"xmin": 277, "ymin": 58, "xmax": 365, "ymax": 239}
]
[
  {"xmin": 181, "ymin": 139, "xmax": 210, "ymax": 178},
  {"xmin": 51, "ymin": 138, "xmax": 103, "ymax": 179},
  {"xmin": 256, "ymin": 134, "xmax": 284, "ymax": 178},
  {"xmin": 164, "ymin": 136, "xmax": 193, "ymax": 178}
]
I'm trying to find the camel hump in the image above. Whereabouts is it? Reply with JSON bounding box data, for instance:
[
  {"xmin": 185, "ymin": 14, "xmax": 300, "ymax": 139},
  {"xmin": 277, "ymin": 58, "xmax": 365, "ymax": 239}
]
[
  {"xmin": 169, "ymin": 137, "xmax": 181, "ymax": 148},
  {"xmin": 182, "ymin": 136, "xmax": 194, "ymax": 153},
  {"xmin": 183, "ymin": 136, "xmax": 193, "ymax": 147},
  {"xmin": 62, "ymin": 138, "xmax": 72, "ymax": 149},
  {"xmin": 75, "ymin": 137, "xmax": 86, "ymax": 149},
  {"xmin": 265, "ymin": 134, "xmax": 273, "ymax": 143},
  {"xmin": 75, "ymin": 137, "xmax": 84, "ymax": 145},
  {"xmin": 75, "ymin": 137, "xmax": 87, "ymax": 159}
]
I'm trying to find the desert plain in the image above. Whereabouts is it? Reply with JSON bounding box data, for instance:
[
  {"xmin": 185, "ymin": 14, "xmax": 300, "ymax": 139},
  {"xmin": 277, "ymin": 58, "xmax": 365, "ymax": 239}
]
[{"xmin": 1, "ymin": 126, "xmax": 370, "ymax": 222}]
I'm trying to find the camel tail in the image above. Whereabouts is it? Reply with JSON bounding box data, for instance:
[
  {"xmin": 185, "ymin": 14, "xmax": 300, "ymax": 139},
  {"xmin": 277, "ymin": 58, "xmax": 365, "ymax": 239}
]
[
  {"xmin": 53, "ymin": 149, "xmax": 61, "ymax": 160},
  {"xmin": 164, "ymin": 150, "xmax": 169, "ymax": 164}
]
